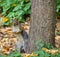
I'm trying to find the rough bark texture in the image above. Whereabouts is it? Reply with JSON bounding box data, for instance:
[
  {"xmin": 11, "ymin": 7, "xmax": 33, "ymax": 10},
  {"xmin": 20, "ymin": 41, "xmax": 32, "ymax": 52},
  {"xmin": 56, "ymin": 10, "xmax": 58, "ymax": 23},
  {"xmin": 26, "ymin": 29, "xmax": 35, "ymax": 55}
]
[{"xmin": 27, "ymin": 0, "xmax": 56, "ymax": 53}]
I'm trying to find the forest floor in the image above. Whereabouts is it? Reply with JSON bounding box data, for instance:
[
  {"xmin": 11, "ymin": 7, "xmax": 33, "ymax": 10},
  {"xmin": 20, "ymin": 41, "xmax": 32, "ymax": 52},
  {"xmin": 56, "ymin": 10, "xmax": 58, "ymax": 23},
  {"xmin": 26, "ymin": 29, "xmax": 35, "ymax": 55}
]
[
  {"xmin": 0, "ymin": 27, "xmax": 17, "ymax": 54},
  {"xmin": 0, "ymin": 18, "xmax": 60, "ymax": 56},
  {"xmin": 55, "ymin": 18, "xmax": 60, "ymax": 48},
  {"xmin": 0, "ymin": 21, "xmax": 29, "ymax": 55}
]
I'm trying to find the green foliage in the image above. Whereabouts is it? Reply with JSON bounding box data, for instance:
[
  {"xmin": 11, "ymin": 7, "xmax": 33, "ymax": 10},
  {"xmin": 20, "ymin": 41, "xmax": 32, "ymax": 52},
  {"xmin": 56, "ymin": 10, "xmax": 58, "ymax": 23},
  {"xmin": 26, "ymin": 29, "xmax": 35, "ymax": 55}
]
[
  {"xmin": 0, "ymin": 17, "xmax": 12, "ymax": 26},
  {"xmin": 43, "ymin": 43, "xmax": 57, "ymax": 50},
  {"xmin": 43, "ymin": 43, "xmax": 54, "ymax": 49},
  {"xmin": 35, "ymin": 39, "xmax": 57, "ymax": 51},
  {"xmin": 35, "ymin": 39, "xmax": 44, "ymax": 50},
  {"xmin": 7, "ymin": 50, "xmax": 22, "ymax": 57},
  {"xmin": 33, "ymin": 42, "xmax": 58, "ymax": 57},
  {"xmin": 2, "ymin": 19, "xmax": 12, "ymax": 26},
  {"xmin": 0, "ymin": 50, "xmax": 22, "ymax": 57},
  {"xmin": 43, "ymin": 43, "xmax": 51, "ymax": 49},
  {"xmin": 31, "ymin": 49, "xmax": 60, "ymax": 57},
  {"xmin": 56, "ymin": 32, "xmax": 60, "ymax": 35},
  {"xmin": 0, "ymin": 0, "xmax": 31, "ymax": 23},
  {"xmin": 56, "ymin": 0, "xmax": 60, "ymax": 16},
  {"xmin": 57, "ymin": 0, "xmax": 60, "ymax": 12},
  {"xmin": 35, "ymin": 38, "xmax": 57, "ymax": 50}
]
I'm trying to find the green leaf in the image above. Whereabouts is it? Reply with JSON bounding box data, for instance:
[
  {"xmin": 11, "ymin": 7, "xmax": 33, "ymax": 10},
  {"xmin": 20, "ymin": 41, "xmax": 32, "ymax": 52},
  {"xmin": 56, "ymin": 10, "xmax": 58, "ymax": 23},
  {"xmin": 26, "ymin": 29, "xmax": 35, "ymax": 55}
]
[
  {"xmin": 6, "ymin": 12, "xmax": 15, "ymax": 18},
  {"xmin": 57, "ymin": 5, "xmax": 60, "ymax": 9},
  {"xmin": 56, "ymin": 32, "xmax": 60, "ymax": 35},
  {"xmin": 13, "ymin": 4, "xmax": 22, "ymax": 11},
  {"xmin": 23, "ymin": 2, "xmax": 31, "ymax": 12},
  {"xmin": 15, "ymin": 10, "xmax": 24, "ymax": 16},
  {"xmin": 44, "ymin": 52, "xmax": 50, "ymax": 57}
]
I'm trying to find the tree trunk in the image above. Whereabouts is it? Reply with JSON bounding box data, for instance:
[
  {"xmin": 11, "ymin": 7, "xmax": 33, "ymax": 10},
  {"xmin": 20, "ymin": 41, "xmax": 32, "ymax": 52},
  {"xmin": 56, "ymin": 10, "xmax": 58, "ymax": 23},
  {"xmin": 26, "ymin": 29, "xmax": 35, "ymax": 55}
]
[{"xmin": 27, "ymin": 0, "xmax": 56, "ymax": 53}]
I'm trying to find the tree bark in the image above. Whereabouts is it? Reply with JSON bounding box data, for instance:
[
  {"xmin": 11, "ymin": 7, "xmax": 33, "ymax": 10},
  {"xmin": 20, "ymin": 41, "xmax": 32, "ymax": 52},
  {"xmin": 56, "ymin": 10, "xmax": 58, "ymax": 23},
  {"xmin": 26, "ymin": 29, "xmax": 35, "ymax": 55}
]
[{"xmin": 27, "ymin": 0, "xmax": 56, "ymax": 53}]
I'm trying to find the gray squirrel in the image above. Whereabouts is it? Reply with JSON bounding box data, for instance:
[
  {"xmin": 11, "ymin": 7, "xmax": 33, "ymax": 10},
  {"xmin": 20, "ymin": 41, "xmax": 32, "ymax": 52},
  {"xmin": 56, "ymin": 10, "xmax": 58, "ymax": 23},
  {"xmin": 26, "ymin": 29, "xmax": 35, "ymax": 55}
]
[
  {"xmin": 16, "ymin": 29, "xmax": 29, "ymax": 53},
  {"xmin": 21, "ymin": 30, "xmax": 29, "ymax": 52},
  {"xmin": 12, "ymin": 19, "xmax": 29, "ymax": 53}
]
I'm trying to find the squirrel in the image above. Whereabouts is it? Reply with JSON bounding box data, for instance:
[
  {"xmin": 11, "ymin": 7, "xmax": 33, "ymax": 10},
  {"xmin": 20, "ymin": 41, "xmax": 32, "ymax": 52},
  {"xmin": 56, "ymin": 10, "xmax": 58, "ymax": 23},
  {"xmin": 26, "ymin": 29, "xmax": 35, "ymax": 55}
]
[
  {"xmin": 16, "ymin": 29, "xmax": 29, "ymax": 53},
  {"xmin": 12, "ymin": 19, "xmax": 29, "ymax": 53}
]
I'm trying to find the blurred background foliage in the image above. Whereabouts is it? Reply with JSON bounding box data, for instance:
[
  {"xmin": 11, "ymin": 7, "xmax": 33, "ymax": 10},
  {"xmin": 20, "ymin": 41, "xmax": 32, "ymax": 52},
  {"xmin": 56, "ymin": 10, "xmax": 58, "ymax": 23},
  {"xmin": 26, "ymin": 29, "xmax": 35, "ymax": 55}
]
[
  {"xmin": 57, "ymin": 0, "xmax": 60, "ymax": 16},
  {"xmin": 0, "ymin": 0, "xmax": 60, "ymax": 26},
  {"xmin": 0, "ymin": 0, "xmax": 31, "ymax": 26}
]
